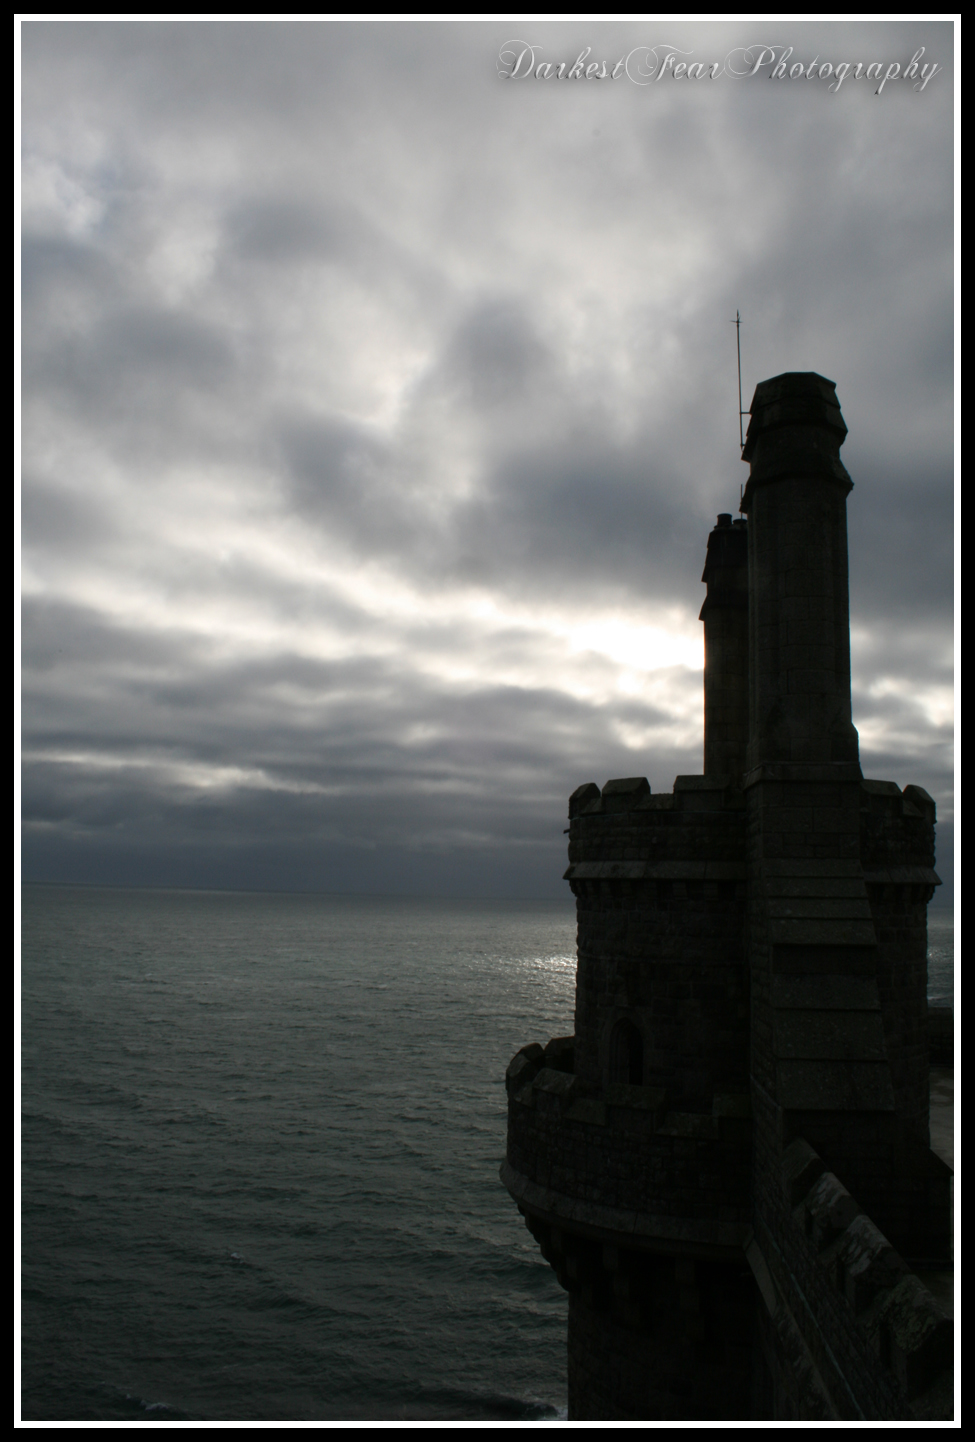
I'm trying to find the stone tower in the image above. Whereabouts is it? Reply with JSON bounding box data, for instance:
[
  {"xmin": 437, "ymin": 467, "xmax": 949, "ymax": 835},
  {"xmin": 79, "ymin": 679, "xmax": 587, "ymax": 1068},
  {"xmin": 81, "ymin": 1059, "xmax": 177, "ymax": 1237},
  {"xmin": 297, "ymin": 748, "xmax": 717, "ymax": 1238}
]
[{"xmin": 501, "ymin": 373, "xmax": 952, "ymax": 1420}]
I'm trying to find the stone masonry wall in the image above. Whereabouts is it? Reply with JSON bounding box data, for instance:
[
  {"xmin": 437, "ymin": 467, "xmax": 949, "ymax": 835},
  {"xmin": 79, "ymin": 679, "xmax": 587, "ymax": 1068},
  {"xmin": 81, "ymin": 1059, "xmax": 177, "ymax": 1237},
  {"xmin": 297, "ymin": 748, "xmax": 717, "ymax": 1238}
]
[
  {"xmin": 505, "ymin": 1049, "xmax": 751, "ymax": 1242},
  {"xmin": 566, "ymin": 775, "xmax": 749, "ymax": 1112},
  {"xmin": 567, "ymin": 1261, "xmax": 756, "ymax": 1420},
  {"xmin": 748, "ymin": 1138, "xmax": 952, "ymax": 1420},
  {"xmin": 860, "ymin": 779, "xmax": 940, "ymax": 1141}
]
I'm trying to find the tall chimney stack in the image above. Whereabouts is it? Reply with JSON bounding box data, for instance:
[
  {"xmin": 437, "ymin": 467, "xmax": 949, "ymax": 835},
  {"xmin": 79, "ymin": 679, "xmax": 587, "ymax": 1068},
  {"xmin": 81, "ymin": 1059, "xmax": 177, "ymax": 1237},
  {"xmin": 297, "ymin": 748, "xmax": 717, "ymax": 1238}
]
[
  {"xmin": 700, "ymin": 512, "xmax": 748, "ymax": 778},
  {"xmin": 741, "ymin": 372, "xmax": 860, "ymax": 776}
]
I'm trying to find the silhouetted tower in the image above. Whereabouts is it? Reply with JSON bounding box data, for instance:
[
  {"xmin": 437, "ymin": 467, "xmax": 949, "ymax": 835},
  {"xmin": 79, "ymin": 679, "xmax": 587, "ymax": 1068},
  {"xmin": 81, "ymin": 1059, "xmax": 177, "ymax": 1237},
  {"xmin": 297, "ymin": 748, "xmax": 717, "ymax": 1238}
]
[{"xmin": 502, "ymin": 371, "xmax": 952, "ymax": 1420}]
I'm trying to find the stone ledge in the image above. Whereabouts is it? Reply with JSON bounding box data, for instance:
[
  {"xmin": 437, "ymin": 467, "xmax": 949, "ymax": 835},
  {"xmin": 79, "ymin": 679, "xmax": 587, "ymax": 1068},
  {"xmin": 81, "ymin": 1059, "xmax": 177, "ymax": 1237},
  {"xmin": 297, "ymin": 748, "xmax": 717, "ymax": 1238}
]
[
  {"xmin": 744, "ymin": 762, "xmax": 863, "ymax": 786},
  {"xmin": 765, "ymin": 877, "xmax": 867, "ymax": 898},
  {"xmin": 772, "ymin": 1010, "xmax": 887, "ymax": 1062},
  {"xmin": 565, "ymin": 859, "xmax": 748, "ymax": 882},
  {"xmin": 761, "ymin": 859, "xmax": 864, "ymax": 877},
  {"xmin": 600, "ymin": 776, "xmax": 651, "ymax": 812},
  {"xmin": 860, "ymin": 779, "xmax": 902, "ymax": 797},
  {"xmin": 673, "ymin": 774, "xmax": 734, "ymax": 791},
  {"xmin": 533, "ymin": 1066, "xmax": 577, "ymax": 1102},
  {"xmin": 565, "ymin": 1097, "xmax": 608, "ymax": 1127},
  {"xmin": 863, "ymin": 868, "xmax": 941, "ymax": 886},
  {"xmin": 505, "ymin": 1042, "xmax": 544, "ymax": 1095},
  {"xmin": 772, "ymin": 976, "xmax": 881, "ymax": 1010},
  {"xmin": 767, "ymin": 898, "xmax": 873, "ymax": 920},
  {"xmin": 769, "ymin": 918, "xmax": 877, "ymax": 947},
  {"xmin": 500, "ymin": 1158, "xmax": 748, "ymax": 1256}
]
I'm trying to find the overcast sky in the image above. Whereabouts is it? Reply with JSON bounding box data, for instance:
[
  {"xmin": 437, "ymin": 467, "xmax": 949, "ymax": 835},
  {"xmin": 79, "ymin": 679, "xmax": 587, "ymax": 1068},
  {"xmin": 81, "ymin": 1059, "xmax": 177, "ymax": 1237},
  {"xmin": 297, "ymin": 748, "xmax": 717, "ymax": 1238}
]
[{"xmin": 20, "ymin": 20, "xmax": 955, "ymax": 901}]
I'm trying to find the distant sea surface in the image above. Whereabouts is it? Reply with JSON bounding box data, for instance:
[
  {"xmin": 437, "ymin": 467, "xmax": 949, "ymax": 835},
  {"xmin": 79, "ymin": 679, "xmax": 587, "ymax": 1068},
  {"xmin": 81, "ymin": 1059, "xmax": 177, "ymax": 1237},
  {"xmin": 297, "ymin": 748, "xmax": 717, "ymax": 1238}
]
[
  {"xmin": 20, "ymin": 887, "xmax": 954, "ymax": 1422},
  {"xmin": 926, "ymin": 910, "xmax": 954, "ymax": 1006}
]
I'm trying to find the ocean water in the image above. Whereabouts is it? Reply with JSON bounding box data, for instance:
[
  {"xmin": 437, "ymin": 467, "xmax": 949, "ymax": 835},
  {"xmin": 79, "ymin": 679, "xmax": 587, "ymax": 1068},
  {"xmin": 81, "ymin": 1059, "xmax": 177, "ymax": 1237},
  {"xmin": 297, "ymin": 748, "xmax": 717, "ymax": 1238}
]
[
  {"xmin": 20, "ymin": 886, "xmax": 954, "ymax": 1421},
  {"xmin": 20, "ymin": 886, "xmax": 577, "ymax": 1422},
  {"xmin": 926, "ymin": 910, "xmax": 954, "ymax": 1006}
]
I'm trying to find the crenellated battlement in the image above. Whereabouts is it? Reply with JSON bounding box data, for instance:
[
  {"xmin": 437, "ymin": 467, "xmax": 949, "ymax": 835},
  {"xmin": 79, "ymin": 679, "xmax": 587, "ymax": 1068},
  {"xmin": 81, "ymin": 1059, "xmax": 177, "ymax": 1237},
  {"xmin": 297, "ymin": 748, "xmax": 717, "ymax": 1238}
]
[
  {"xmin": 565, "ymin": 777, "xmax": 746, "ymax": 885},
  {"xmin": 748, "ymin": 1138, "xmax": 952, "ymax": 1419}
]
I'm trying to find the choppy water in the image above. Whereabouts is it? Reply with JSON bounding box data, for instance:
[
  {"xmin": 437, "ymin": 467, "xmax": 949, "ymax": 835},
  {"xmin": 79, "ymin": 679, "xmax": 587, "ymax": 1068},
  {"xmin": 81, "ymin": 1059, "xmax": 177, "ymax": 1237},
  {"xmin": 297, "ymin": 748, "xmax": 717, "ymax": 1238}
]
[{"xmin": 20, "ymin": 886, "xmax": 954, "ymax": 1421}]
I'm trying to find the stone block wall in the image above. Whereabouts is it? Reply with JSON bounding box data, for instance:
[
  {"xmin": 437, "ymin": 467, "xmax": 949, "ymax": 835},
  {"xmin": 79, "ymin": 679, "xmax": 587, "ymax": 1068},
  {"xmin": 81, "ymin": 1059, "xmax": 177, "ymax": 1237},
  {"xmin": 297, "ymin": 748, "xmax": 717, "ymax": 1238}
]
[
  {"xmin": 749, "ymin": 1139, "xmax": 952, "ymax": 1420},
  {"xmin": 503, "ymin": 1044, "xmax": 751, "ymax": 1244},
  {"xmin": 700, "ymin": 514, "xmax": 749, "ymax": 779},
  {"xmin": 566, "ymin": 775, "xmax": 749, "ymax": 1111},
  {"xmin": 860, "ymin": 779, "xmax": 940, "ymax": 1140},
  {"xmin": 566, "ymin": 1259, "xmax": 756, "ymax": 1420}
]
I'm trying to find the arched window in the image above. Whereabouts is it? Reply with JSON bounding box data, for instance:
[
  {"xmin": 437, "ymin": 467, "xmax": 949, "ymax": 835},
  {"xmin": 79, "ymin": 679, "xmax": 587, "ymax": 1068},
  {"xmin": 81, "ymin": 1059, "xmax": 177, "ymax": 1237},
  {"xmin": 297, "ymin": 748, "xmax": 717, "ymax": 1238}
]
[{"xmin": 609, "ymin": 1018, "xmax": 643, "ymax": 1086}]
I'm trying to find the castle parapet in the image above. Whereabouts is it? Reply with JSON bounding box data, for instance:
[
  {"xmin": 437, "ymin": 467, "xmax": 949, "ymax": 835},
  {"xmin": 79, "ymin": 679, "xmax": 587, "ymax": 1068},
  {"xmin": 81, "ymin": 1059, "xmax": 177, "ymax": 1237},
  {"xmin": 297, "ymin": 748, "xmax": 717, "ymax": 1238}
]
[
  {"xmin": 503, "ymin": 1033, "xmax": 750, "ymax": 1253},
  {"xmin": 748, "ymin": 1138, "xmax": 952, "ymax": 1419}
]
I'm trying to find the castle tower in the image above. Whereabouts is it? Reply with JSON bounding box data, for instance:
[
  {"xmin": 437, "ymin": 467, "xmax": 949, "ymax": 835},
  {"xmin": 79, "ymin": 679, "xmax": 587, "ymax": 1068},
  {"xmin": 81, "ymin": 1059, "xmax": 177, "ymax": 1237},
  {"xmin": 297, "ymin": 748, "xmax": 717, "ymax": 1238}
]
[
  {"xmin": 502, "ymin": 372, "xmax": 952, "ymax": 1420},
  {"xmin": 700, "ymin": 512, "xmax": 748, "ymax": 779}
]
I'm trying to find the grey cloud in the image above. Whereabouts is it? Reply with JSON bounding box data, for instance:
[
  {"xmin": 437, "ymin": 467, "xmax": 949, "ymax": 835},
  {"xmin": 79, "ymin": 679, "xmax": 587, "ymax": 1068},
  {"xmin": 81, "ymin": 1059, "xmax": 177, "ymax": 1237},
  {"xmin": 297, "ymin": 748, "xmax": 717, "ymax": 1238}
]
[
  {"xmin": 280, "ymin": 415, "xmax": 401, "ymax": 545},
  {"xmin": 21, "ymin": 233, "xmax": 114, "ymax": 311},
  {"xmin": 278, "ymin": 286, "xmax": 715, "ymax": 605},
  {"xmin": 20, "ymin": 21, "xmax": 954, "ymax": 899},
  {"xmin": 22, "ymin": 477, "xmax": 121, "ymax": 555},
  {"xmin": 24, "ymin": 602, "xmax": 683, "ymax": 783},
  {"xmin": 437, "ymin": 300, "xmax": 554, "ymax": 410},
  {"xmin": 225, "ymin": 198, "xmax": 352, "ymax": 264},
  {"xmin": 23, "ymin": 599, "xmax": 197, "ymax": 686},
  {"xmin": 451, "ymin": 443, "xmax": 702, "ymax": 604},
  {"xmin": 279, "ymin": 406, "xmax": 708, "ymax": 607},
  {"xmin": 27, "ymin": 294, "xmax": 233, "ymax": 413},
  {"xmin": 23, "ymin": 588, "xmax": 698, "ymax": 828},
  {"xmin": 847, "ymin": 466, "xmax": 953, "ymax": 622}
]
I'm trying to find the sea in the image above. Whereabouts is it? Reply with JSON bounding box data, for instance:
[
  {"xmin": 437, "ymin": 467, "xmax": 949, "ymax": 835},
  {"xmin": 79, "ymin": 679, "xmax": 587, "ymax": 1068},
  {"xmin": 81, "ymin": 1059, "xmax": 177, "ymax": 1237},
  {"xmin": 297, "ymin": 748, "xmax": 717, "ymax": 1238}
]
[{"xmin": 19, "ymin": 886, "xmax": 955, "ymax": 1423}]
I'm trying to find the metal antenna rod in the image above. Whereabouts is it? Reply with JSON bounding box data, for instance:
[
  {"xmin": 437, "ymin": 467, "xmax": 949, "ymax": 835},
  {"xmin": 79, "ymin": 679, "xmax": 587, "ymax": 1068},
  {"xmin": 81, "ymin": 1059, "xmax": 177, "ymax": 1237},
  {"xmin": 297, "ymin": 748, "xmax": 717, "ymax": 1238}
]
[
  {"xmin": 733, "ymin": 309, "xmax": 745, "ymax": 452},
  {"xmin": 733, "ymin": 310, "xmax": 747, "ymax": 508}
]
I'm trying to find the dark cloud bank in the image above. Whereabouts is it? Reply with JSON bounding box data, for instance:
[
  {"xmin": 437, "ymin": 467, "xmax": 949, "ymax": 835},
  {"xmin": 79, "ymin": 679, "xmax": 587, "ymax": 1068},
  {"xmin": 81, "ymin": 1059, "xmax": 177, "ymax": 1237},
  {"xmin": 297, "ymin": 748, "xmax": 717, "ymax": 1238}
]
[{"xmin": 21, "ymin": 21, "xmax": 954, "ymax": 903}]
